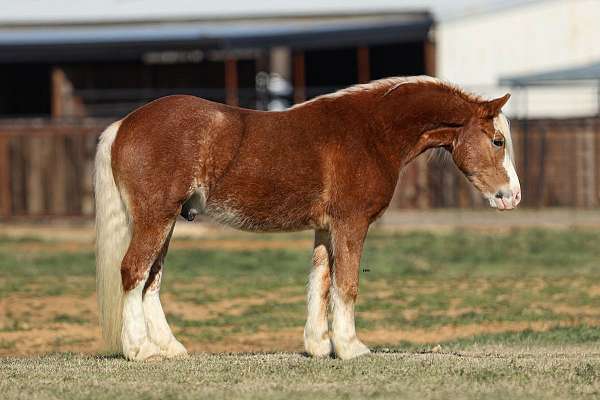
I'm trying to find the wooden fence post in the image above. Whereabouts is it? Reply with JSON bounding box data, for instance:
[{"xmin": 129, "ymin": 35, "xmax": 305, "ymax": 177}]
[
  {"xmin": 0, "ymin": 136, "xmax": 11, "ymax": 217},
  {"xmin": 357, "ymin": 46, "xmax": 370, "ymax": 83},
  {"xmin": 293, "ymin": 51, "xmax": 306, "ymax": 104},
  {"xmin": 575, "ymin": 120, "xmax": 597, "ymax": 207},
  {"xmin": 424, "ymin": 35, "xmax": 436, "ymax": 77},
  {"xmin": 225, "ymin": 57, "xmax": 239, "ymax": 107}
]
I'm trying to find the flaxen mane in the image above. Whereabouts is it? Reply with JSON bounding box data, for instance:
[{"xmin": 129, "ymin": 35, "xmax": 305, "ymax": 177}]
[{"xmin": 293, "ymin": 76, "xmax": 486, "ymax": 108}]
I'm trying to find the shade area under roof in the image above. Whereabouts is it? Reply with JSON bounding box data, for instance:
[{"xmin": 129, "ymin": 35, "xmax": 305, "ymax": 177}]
[
  {"xmin": 500, "ymin": 61, "xmax": 600, "ymax": 86},
  {"xmin": 0, "ymin": 12, "xmax": 433, "ymax": 63}
]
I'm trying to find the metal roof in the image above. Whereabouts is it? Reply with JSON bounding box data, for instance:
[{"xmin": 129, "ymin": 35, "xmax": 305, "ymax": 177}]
[
  {"xmin": 0, "ymin": 0, "xmax": 530, "ymax": 25},
  {"xmin": 0, "ymin": 13, "xmax": 433, "ymax": 63},
  {"xmin": 500, "ymin": 61, "xmax": 600, "ymax": 86}
]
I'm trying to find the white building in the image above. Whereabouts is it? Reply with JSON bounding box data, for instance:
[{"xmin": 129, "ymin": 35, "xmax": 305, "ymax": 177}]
[{"xmin": 437, "ymin": 0, "xmax": 600, "ymax": 117}]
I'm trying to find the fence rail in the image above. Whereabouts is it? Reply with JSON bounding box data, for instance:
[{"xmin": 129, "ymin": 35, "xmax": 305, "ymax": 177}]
[{"xmin": 0, "ymin": 117, "xmax": 599, "ymax": 219}]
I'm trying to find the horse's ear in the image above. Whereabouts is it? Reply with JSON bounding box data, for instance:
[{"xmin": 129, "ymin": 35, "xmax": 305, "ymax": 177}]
[{"xmin": 479, "ymin": 93, "xmax": 510, "ymax": 118}]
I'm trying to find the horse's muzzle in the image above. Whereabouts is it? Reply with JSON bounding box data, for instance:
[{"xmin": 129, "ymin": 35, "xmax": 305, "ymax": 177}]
[{"xmin": 489, "ymin": 187, "xmax": 521, "ymax": 210}]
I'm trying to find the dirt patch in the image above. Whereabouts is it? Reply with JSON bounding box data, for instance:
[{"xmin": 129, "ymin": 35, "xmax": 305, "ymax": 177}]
[
  {"xmin": 3, "ymin": 238, "xmax": 313, "ymax": 254},
  {"xmin": 2, "ymin": 288, "xmax": 597, "ymax": 356},
  {"xmin": 0, "ymin": 325, "xmax": 103, "ymax": 355},
  {"xmin": 184, "ymin": 327, "xmax": 305, "ymax": 353},
  {"xmin": 587, "ymin": 285, "xmax": 600, "ymax": 297},
  {"xmin": 0, "ymin": 288, "xmax": 305, "ymax": 356},
  {"xmin": 0, "ymin": 241, "xmax": 92, "ymax": 254},
  {"xmin": 530, "ymin": 303, "xmax": 600, "ymax": 317},
  {"xmin": 163, "ymin": 288, "xmax": 305, "ymax": 320},
  {"xmin": 0, "ymin": 294, "xmax": 97, "ymax": 326}
]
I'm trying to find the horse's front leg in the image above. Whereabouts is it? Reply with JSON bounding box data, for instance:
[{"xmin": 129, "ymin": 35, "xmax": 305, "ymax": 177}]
[
  {"xmin": 304, "ymin": 229, "xmax": 333, "ymax": 357},
  {"xmin": 330, "ymin": 219, "xmax": 371, "ymax": 360}
]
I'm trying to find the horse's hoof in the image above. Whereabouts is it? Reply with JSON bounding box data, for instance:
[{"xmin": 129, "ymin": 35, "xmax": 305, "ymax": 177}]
[
  {"xmin": 332, "ymin": 338, "xmax": 371, "ymax": 360},
  {"xmin": 163, "ymin": 339, "xmax": 189, "ymax": 358},
  {"xmin": 124, "ymin": 340, "xmax": 162, "ymax": 361},
  {"xmin": 304, "ymin": 335, "xmax": 333, "ymax": 358}
]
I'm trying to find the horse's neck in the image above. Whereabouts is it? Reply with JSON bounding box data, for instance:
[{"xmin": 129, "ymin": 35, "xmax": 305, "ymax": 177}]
[
  {"xmin": 289, "ymin": 84, "xmax": 470, "ymax": 170},
  {"xmin": 369, "ymin": 86, "xmax": 472, "ymax": 170}
]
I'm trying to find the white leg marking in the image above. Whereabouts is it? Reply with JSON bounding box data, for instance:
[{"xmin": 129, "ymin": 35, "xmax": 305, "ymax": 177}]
[
  {"xmin": 304, "ymin": 244, "xmax": 332, "ymax": 357},
  {"xmin": 121, "ymin": 278, "xmax": 161, "ymax": 361},
  {"xmin": 143, "ymin": 272, "xmax": 188, "ymax": 358},
  {"xmin": 330, "ymin": 283, "xmax": 370, "ymax": 360}
]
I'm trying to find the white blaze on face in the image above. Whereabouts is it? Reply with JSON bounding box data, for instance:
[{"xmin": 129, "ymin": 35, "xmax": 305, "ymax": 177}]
[{"xmin": 493, "ymin": 113, "xmax": 522, "ymax": 209}]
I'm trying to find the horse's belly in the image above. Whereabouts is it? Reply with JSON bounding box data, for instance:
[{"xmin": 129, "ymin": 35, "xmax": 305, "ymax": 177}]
[{"xmin": 204, "ymin": 193, "xmax": 319, "ymax": 232}]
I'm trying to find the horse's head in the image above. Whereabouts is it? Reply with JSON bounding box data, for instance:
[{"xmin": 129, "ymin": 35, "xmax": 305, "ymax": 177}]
[{"xmin": 453, "ymin": 94, "xmax": 521, "ymax": 210}]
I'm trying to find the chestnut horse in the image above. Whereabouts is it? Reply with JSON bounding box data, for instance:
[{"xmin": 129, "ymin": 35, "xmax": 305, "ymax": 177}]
[{"xmin": 95, "ymin": 76, "xmax": 521, "ymax": 361}]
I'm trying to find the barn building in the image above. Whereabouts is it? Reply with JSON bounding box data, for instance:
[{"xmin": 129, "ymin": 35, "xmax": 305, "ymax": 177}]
[
  {"xmin": 0, "ymin": 12, "xmax": 434, "ymax": 118},
  {"xmin": 0, "ymin": 6, "xmax": 434, "ymax": 217}
]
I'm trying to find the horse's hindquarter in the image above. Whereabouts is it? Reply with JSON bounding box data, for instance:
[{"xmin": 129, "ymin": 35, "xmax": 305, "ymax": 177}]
[
  {"xmin": 206, "ymin": 111, "xmax": 327, "ymax": 231},
  {"xmin": 112, "ymin": 96, "xmax": 245, "ymax": 216}
]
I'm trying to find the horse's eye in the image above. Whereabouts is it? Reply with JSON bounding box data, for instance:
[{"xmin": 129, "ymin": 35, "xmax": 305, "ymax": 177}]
[{"xmin": 492, "ymin": 138, "xmax": 504, "ymax": 147}]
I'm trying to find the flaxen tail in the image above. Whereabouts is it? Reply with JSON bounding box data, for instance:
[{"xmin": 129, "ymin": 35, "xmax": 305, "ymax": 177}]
[{"xmin": 94, "ymin": 120, "xmax": 131, "ymax": 352}]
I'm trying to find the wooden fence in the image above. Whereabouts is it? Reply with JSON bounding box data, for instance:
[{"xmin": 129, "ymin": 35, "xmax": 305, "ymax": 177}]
[
  {"xmin": 0, "ymin": 119, "xmax": 109, "ymax": 218},
  {"xmin": 391, "ymin": 117, "xmax": 600, "ymax": 209},
  {"xmin": 0, "ymin": 117, "xmax": 599, "ymax": 219}
]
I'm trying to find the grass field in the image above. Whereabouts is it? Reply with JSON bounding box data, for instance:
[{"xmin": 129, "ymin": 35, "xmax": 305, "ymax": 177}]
[{"xmin": 1, "ymin": 225, "xmax": 600, "ymax": 398}]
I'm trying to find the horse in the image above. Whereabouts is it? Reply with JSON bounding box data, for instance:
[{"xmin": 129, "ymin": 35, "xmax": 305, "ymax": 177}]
[{"xmin": 94, "ymin": 76, "xmax": 521, "ymax": 361}]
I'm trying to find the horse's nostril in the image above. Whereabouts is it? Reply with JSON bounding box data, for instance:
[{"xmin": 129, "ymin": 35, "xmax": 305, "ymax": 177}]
[{"xmin": 495, "ymin": 192, "xmax": 504, "ymax": 199}]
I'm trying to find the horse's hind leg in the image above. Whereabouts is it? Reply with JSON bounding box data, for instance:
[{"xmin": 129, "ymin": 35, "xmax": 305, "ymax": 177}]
[
  {"xmin": 142, "ymin": 223, "xmax": 187, "ymax": 358},
  {"xmin": 121, "ymin": 217, "xmax": 176, "ymax": 361},
  {"xmin": 304, "ymin": 229, "xmax": 333, "ymax": 357}
]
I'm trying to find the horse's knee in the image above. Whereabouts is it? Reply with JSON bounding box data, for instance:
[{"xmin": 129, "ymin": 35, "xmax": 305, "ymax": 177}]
[
  {"xmin": 333, "ymin": 267, "xmax": 359, "ymax": 301},
  {"xmin": 333, "ymin": 278, "xmax": 358, "ymax": 303}
]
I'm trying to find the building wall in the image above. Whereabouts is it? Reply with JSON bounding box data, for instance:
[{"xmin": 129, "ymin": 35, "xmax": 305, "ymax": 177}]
[
  {"xmin": 437, "ymin": 0, "xmax": 600, "ymax": 117},
  {"xmin": 438, "ymin": 0, "xmax": 600, "ymax": 86}
]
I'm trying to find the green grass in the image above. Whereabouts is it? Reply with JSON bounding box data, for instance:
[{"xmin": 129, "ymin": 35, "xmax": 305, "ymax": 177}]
[
  {"xmin": 3, "ymin": 229, "xmax": 600, "ymax": 336},
  {"xmin": 2, "ymin": 342, "xmax": 600, "ymax": 400},
  {"xmin": 388, "ymin": 325, "xmax": 600, "ymax": 352},
  {"xmin": 2, "ymin": 228, "xmax": 600, "ymax": 398}
]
